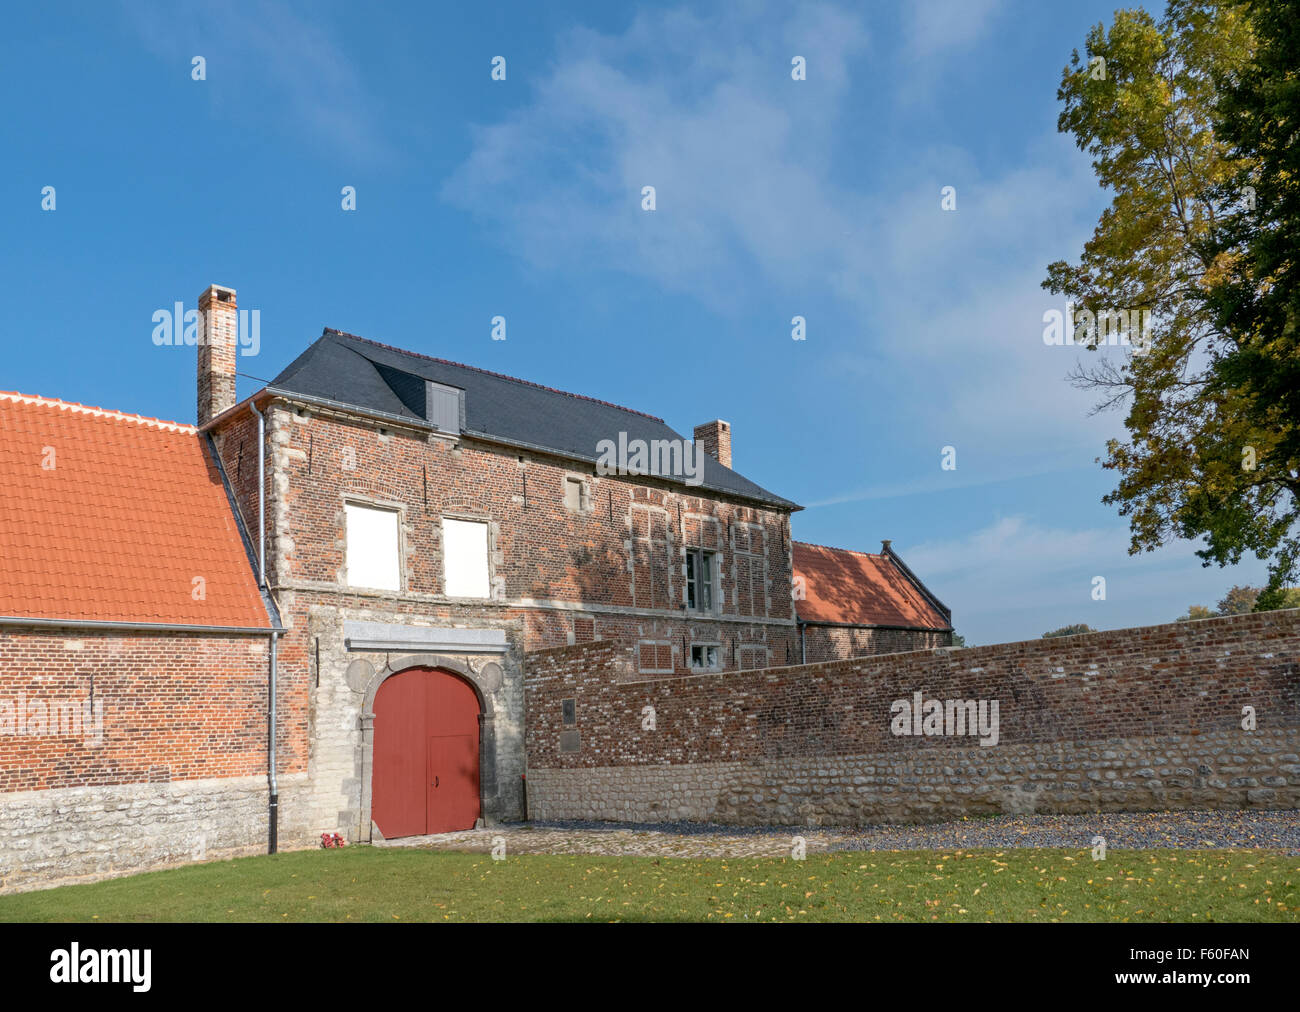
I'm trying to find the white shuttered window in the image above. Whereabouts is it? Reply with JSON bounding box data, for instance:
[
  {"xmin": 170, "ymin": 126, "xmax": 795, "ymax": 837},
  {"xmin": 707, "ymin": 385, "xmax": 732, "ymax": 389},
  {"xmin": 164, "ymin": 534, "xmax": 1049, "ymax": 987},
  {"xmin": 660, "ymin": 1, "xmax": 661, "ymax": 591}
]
[
  {"xmin": 443, "ymin": 518, "xmax": 491, "ymax": 598},
  {"xmin": 345, "ymin": 504, "xmax": 401, "ymax": 591}
]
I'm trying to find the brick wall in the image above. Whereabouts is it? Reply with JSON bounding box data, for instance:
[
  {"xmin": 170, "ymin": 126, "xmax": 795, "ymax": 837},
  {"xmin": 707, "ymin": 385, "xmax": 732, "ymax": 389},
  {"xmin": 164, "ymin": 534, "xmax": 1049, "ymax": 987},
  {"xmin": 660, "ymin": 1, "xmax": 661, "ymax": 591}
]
[
  {"xmin": 212, "ymin": 405, "xmax": 799, "ymax": 672},
  {"xmin": 0, "ymin": 625, "xmax": 313, "ymax": 892},
  {"xmin": 0, "ymin": 627, "xmax": 300, "ymax": 792},
  {"xmin": 523, "ymin": 609, "xmax": 1300, "ymax": 824},
  {"xmin": 800, "ymin": 625, "xmax": 950, "ymax": 663},
  {"xmin": 204, "ymin": 399, "xmax": 803, "ymax": 850}
]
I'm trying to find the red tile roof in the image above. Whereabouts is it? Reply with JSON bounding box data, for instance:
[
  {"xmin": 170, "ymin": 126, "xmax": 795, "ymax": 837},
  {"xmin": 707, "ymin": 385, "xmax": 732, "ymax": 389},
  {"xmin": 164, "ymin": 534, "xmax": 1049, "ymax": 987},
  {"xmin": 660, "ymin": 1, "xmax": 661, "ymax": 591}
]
[
  {"xmin": 0, "ymin": 392, "xmax": 270, "ymax": 628},
  {"xmin": 793, "ymin": 541, "xmax": 950, "ymax": 630}
]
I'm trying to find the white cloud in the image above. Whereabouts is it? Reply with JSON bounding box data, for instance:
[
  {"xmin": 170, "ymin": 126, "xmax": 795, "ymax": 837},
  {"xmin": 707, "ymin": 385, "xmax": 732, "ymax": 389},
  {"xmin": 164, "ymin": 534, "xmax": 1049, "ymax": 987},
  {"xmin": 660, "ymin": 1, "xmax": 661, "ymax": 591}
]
[
  {"xmin": 442, "ymin": 3, "xmax": 872, "ymax": 312},
  {"xmin": 906, "ymin": 515, "xmax": 1125, "ymax": 581},
  {"xmin": 443, "ymin": 2, "xmax": 1111, "ymax": 460},
  {"xmin": 900, "ymin": 515, "xmax": 1272, "ymax": 643}
]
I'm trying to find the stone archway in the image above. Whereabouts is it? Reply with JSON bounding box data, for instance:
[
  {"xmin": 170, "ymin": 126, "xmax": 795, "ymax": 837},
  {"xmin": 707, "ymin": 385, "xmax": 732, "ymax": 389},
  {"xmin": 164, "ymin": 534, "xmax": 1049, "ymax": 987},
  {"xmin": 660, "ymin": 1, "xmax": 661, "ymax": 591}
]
[{"xmin": 358, "ymin": 653, "xmax": 499, "ymax": 841}]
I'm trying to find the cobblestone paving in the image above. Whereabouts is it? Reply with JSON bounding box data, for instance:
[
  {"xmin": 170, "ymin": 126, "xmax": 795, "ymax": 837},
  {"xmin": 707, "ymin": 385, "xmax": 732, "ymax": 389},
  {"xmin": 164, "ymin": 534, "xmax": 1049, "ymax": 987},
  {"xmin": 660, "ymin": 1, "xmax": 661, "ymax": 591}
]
[{"xmin": 378, "ymin": 809, "xmax": 1300, "ymax": 858}]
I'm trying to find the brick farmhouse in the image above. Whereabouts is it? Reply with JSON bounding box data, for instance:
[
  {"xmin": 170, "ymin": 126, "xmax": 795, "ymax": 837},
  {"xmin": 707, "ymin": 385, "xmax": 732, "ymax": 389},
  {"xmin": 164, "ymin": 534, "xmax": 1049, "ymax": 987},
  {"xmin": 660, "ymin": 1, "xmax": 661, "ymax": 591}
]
[{"xmin": 0, "ymin": 283, "xmax": 949, "ymax": 890}]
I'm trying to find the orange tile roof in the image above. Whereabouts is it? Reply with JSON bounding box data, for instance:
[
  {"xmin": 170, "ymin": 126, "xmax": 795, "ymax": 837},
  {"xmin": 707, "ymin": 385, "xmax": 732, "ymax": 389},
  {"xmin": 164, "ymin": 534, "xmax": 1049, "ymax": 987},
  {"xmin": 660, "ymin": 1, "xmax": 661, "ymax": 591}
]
[
  {"xmin": 793, "ymin": 541, "xmax": 950, "ymax": 630},
  {"xmin": 0, "ymin": 392, "xmax": 269, "ymax": 628}
]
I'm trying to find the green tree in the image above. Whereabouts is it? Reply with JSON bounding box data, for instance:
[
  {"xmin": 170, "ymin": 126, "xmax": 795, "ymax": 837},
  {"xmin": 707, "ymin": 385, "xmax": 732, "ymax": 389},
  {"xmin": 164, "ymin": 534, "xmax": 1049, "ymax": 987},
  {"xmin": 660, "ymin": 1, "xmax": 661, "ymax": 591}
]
[
  {"xmin": 950, "ymin": 631, "xmax": 967, "ymax": 647},
  {"xmin": 1198, "ymin": 0, "xmax": 1300, "ymax": 605},
  {"xmin": 1042, "ymin": 624, "xmax": 1095, "ymax": 638},
  {"xmin": 1176, "ymin": 604, "xmax": 1217, "ymax": 621},
  {"xmin": 1281, "ymin": 588, "xmax": 1300, "ymax": 608},
  {"xmin": 1043, "ymin": 2, "xmax": 1300, "ymax": 595},
  {"xmin": 1257, "ymin": 586, "xmax": 1300, "ymax": 610}
]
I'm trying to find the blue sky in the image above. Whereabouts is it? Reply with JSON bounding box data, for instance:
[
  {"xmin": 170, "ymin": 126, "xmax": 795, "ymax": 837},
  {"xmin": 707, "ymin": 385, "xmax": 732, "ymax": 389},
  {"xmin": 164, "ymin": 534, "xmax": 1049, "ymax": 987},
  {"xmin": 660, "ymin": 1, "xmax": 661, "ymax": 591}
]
[{"xmin": 1, "ymin": 0, "xmax": 1270, "ymax": 644}]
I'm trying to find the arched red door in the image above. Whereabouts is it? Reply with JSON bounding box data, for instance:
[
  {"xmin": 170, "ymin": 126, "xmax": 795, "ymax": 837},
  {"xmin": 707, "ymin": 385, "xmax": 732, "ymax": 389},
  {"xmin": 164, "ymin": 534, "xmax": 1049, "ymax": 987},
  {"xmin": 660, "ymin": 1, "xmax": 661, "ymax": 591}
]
[{"xmin": 372, "ymin": 667, "xmax": 481, "ymax": 837}]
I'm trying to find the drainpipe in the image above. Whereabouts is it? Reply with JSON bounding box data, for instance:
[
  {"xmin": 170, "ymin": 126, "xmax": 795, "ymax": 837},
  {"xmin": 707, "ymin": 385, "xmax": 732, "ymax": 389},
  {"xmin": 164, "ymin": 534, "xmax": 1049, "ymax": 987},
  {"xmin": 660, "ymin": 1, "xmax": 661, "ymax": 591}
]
[
  {"xmin": 798, "ymin": 620, "xmax": 806, "ymax": 665},
  {"xmin": 268, "ymin": 631, "xmax": 279, "ymax": 853},
  {"xmin": 250, "ymin": 401, "xmax": 278, "ymax": 853}
]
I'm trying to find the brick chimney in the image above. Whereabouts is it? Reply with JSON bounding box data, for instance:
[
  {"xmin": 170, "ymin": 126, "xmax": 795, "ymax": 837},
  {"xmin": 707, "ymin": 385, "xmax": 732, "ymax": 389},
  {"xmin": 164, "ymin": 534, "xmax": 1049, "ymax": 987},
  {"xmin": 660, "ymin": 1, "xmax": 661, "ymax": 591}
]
[
  {"xmin": 693, "ymin": 419, "xmax": 732, "ymax": 469},
  {"xmin": 196, "ymin": 284, "xmax": 238, "ymax": 426}
]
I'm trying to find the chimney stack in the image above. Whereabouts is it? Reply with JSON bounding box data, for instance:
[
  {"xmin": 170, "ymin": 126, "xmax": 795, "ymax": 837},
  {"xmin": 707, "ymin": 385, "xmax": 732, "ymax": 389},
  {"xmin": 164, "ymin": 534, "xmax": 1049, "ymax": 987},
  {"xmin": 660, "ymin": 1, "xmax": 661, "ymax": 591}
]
[
  {"xmin": 197, "ymin": 284, "xmax": 238, "ymax": 426},
  {"xmin": 881, "ymin": 539, "xmax": 892, "ymax": 554},
  {"xmin": 693, "ymin": 419, "xmax": 732, "ymax": 469}
]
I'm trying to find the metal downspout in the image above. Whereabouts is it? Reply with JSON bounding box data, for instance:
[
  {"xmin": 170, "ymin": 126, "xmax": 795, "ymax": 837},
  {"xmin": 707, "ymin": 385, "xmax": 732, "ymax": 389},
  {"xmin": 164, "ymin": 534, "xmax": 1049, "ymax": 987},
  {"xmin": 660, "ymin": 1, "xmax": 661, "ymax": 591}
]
[{"xmin": 250, "ymin": 402, "xmax": 277, "ymax": 854}]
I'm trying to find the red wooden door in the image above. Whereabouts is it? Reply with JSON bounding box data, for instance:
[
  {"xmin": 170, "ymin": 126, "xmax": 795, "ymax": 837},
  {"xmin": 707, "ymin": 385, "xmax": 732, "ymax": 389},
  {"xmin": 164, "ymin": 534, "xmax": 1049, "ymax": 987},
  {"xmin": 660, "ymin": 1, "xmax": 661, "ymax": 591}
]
[
  {"xmin": 427, "ymin": 735, "xmax": 480, "ymax": 834},
  {"xmin": 372, "ymin": 668, "xmax": 481, "ymax": 837},
  {"xmin": 371, "ymin": 669, "xmax": 427, "ymax": 838}
]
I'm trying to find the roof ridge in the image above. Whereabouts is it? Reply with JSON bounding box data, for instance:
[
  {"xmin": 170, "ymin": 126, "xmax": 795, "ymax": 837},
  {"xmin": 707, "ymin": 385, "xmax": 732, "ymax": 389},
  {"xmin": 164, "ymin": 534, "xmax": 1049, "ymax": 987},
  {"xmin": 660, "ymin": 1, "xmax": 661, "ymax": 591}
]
[
  {"xmin": 322, "ymin": 328, "xmax": 666, "ymax": 423},
  {"xmin": 0, "ymin": 391, "xmax": 196, "ymax": 433},
  {"xmin": 794, "ymin": 539, "xmax": 885, "ymax": 559}
]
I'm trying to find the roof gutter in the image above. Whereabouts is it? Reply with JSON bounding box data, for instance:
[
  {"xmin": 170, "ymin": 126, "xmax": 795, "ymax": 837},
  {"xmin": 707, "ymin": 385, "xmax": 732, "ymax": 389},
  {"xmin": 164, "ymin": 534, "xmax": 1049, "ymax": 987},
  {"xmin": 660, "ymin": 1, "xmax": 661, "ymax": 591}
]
[
  {"xmin": 464, "ymin": 424, "xmax": 802, "ymax": 511},
  {"xmin": 258, "ymin": 387, "xmax": 435, "ymax": 436},
  {"xmin": 212, "ymin": 386, "xmax": 801, "ymax": 512},
  {"xmin": 0, "ymin": 616, "xmax": 276, "ymax": 635}
]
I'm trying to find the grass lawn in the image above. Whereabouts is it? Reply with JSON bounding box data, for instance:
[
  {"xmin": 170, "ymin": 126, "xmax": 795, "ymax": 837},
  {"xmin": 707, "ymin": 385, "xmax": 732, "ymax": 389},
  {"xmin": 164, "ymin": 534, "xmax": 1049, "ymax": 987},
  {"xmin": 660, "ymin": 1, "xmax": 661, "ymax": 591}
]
[{"xmin": 2, "ymin": 846, "xmax": 1298, "ymax": 922}]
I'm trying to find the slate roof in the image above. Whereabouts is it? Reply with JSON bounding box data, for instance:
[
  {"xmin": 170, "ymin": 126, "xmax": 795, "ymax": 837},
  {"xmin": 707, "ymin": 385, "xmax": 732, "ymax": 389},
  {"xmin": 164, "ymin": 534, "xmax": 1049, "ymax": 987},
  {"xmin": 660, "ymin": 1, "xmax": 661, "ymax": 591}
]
[
  {"xmin": 0, "ymin": 392, "xmax": 270, "ymax": 628},
  {"xmin": 793, "ymin": 541, "xmax": 951, "ymax": 630},
  {"xmin": 266, "ymin": 329, "xmax": 798, "ymax": 509}
]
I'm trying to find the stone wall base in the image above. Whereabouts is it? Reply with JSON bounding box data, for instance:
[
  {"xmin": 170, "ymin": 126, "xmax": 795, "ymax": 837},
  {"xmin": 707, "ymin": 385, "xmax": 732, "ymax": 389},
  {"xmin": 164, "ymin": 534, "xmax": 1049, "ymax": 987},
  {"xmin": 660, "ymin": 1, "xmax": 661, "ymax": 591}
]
[
  {"xmin": 0, "ymin": 774, "xmax": 312, "ymax": 895},
  {"xmin": 526, "ymin": 729, "xmax": 1300, "ymax": 826}
]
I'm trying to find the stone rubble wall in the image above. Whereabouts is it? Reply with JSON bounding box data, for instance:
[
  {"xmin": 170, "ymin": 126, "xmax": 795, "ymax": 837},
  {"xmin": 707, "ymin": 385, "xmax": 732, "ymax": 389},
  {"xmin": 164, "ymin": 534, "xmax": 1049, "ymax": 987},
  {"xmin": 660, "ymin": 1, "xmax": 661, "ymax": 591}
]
[
  {"xmin": 523, "ymin": 609, "xmax": 1300, "ymax": 824},
  {"xmin": 0, "ymin": 773, "xmax": 310, "ymax": 895},
  {"xmin": 526, "ymin": 731, "xmax": 1300, "ymax": 826}
]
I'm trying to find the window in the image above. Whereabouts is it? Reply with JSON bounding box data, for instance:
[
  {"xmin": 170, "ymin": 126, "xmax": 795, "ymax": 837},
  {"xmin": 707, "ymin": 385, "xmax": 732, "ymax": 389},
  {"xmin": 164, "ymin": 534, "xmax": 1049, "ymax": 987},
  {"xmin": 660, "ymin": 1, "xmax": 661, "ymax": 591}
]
[
  {"xmin": 690, "ymin": 644, "xmax": 720, "ymax": 671},
  {"xmin": 442, "ymin": 517, "xmax": 490, "ymax": 598},
  {"xmin": 345, "ymin": 504, "xmax": 400, "ymax": 591},
  {"xmin": 685, "ymin": 549, "xmax": 716, "ymax": 611},
  {"xmin": 638, "ymin": 640, "xmax": 674, "ymax": 674},
  {"xmin": 631, "ymin": 506, "xmax": 670, "ymax": 609},
  {"xmin": 564, "ymin": 476, "xmax": 587, "ymax": 512}
]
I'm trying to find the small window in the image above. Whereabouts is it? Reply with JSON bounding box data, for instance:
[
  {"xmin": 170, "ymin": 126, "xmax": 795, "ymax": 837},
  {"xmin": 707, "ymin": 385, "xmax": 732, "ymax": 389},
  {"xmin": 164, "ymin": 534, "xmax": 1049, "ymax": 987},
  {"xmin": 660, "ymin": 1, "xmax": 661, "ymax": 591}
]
[
  {"xmin": 345, "ymin": 504, "xmax": 400, "ymax": 591},
  {"xmin": 564, "ymin": 476, "xmax": 589, "ymax": 513},
  {"xmin": 442, "ymin": 517, "xmax": 491, "ymax": 598},
  {"xmin": 561, "ymin": 698, "xmax": 577, "ymax": 725},
  {"xmin": 564, "ymin": 477, "xmax": 583, "ymax": 512},
  {"xmin": 690, "ymin": 644, "xmax": 720, "ymax": 671},
  {"xmin": 685, "ymin": 549, "xmax": 716, "ymax": 611},
  {"xmin": 638, "ymin": 640, "xmax": 673, "ymax": 674}
]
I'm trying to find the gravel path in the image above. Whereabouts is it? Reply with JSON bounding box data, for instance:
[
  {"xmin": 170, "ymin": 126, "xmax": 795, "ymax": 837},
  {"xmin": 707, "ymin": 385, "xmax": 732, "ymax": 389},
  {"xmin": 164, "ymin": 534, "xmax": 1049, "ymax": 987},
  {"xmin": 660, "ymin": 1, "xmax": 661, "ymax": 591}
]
[{"xmin": 379, "ymin": 809, "xmax": 1300, "ymax": 859}]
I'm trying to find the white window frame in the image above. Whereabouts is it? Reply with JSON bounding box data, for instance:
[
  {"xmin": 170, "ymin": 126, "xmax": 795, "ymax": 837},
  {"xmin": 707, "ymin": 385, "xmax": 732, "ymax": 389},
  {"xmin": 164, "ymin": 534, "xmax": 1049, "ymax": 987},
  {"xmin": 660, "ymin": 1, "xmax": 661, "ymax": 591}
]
[
  {"xmin": 689, "ymin": 642, "xmax": 721, "ymax": 672},
  {"xmin": 344, "ymin": 502, "xmax": 402, "ymax": 591},
  {"xmin": 442, "ymin": 516, "xmax": 492, "ymax": 599}
]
